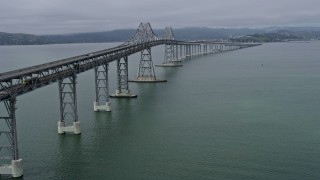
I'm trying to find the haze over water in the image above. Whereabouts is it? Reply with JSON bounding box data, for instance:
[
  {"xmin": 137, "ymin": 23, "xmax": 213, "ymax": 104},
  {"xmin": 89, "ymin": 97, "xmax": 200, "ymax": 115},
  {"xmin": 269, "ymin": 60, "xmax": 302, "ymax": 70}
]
[{"xmin": 0, "ymin": 42, "xmax": 320, "ymax": 179}]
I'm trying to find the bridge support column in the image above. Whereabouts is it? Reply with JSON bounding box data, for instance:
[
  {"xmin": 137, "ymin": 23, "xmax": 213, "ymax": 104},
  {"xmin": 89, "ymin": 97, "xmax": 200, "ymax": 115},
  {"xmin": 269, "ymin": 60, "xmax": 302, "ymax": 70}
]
[
  {"xmin": 174, "ymin": 45, "xmax": 180, "ymax": 62},
  {"xmin": 204, "ymin": 44, "xmax": 208, "ymax": 54},
  {"xmin": 191, "ymin": 45, "xmax": 194, "ymax": 56},
  {"xmin": 130, "ymin": 48, "xmax": 166, "ymax": 83},
  {"xmin": 94, "ymin": 64, "xmax": 111, "ymax": 111},
  {"xmin": 156, "ymin": 44, "xmax": 182, "ymax": 67},
  {"xmin": 58, "ymin": 75, "xmax": 81, "ymax": 134},
  {"xmin": 221, "ymin": 45, "xmax": 224, "ymax": 52},
  {"xmin": 202, "ymin": 44, "xmax": 205, "ymax": 55},
  {"xmin": 186, "ymin": 45, "xmax": 191, "ymax": 58},
  {"xmin": 111, "ymin": 57, "xmax": 137, "ymax": 98},
  {"xmin": 0, "ymin": 98, "xmax": 23, "ymax": 178},
  {"xmin": 178, "ymin": 45, "xmax": 184, "ymax": 60},
  {"xmin": 195, "ymin": 45, "xmax": 198, "ymax": 55}
]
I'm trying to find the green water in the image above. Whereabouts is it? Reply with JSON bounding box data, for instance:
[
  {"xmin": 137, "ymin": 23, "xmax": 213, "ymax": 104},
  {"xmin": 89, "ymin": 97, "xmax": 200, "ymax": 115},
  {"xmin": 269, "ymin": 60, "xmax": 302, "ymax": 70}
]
[{"xmin": 0, "ymin": 42, "xmax": 320, "ymax": 179}]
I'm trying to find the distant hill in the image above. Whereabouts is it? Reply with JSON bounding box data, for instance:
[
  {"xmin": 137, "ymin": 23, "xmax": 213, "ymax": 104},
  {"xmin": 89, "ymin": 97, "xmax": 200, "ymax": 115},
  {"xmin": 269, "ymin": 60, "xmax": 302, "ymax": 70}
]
[
  {"xmin": 1, "ymin": 26, "xmax": 320, "ymax": 45},
  {"xmin": 167, "ymin": 27, "xmax": 266, "ymax": 41},
  {"xmin": 0, "ymin": 32, "xmax": 49, "ymax": 45},
  {"xmin": 0, "ymin": 29, "xmax": 136, "ymax": 45},
  {"xmin": 42, "ymin": 29, "xmax": 136, "ymax": 44},
  {"xmin": 231, "ymin": 29, "xmax": 320, "ymax": 42}
]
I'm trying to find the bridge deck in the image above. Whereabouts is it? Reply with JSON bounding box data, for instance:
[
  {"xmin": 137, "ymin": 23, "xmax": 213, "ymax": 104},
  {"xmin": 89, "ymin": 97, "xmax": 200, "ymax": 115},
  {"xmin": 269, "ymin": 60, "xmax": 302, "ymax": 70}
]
[
  {"xmin": 0, "ymin": 43, "xmax": 131, "ymax": 81},
  {"xmin": 0, "ymin": 40, "xmax": 259, "ymax": 102},
  {"xmin": 0, "ymin": 40, "xmax": 252, "ymax": 82}
]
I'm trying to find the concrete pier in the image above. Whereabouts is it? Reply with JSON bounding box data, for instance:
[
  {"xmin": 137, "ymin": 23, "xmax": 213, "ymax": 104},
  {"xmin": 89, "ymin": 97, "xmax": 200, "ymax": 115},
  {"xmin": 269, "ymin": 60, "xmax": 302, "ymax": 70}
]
[
  {"xmin": 0, "ymin": 159, "xmax": 23, "ymax": 178},
  {"xmin": 94, "ymin": 101, "xmax": 111, "ymax": 111},
  {"xmin": 156, "ymin": 62, "xmax": 183, "ymax": 67},
  {"xmin": 110, "ymin": 89, "xmax": 137, "ymax": 98},
  {"xmin": 58, "ymin": 121, "xmax": 81, "ymax": 134},
  {"xmin": 129, "ymin": 76, "xmax": 167, "ymax": 83}
]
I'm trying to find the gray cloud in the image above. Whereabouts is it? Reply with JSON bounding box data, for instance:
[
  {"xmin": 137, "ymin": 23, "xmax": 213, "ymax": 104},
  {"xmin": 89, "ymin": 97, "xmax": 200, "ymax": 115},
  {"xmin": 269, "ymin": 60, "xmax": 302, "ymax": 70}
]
[{"xmin": 1, "ymin": 0, "xmax": 320, "ymax": 34}]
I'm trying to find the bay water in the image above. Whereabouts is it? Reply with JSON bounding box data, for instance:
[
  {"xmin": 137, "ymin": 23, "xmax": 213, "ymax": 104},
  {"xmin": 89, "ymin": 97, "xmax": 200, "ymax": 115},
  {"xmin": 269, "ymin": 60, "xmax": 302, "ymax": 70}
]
[{"xmin": 0, "ymin": 42, "xmax": 319, "ymax": 179}]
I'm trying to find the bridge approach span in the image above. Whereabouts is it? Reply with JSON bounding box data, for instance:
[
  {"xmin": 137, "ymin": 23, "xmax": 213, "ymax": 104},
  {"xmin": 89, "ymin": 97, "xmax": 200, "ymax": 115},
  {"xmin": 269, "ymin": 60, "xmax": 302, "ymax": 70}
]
[
  {"xmin": 0, "ymin": 23, "xmax": 260, "ymax": 178},
  {"xmin": 0, "ymin": 40, "xmax": 169, "ymax": 101}
]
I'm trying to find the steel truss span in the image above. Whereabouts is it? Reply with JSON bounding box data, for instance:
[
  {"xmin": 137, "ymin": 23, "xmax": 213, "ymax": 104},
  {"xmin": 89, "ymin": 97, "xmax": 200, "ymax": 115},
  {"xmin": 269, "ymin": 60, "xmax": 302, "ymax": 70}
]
[{"xmin": 0, "ymin": 22, "xmax": 260, "ymax": 178}]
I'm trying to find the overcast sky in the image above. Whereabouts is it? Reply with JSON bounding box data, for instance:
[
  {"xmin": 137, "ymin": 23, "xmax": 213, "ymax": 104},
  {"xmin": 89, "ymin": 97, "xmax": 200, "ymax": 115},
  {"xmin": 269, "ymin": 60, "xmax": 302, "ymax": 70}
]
[{"xmin": 1, "ymin": 0, "xmax": 320, "ymax": 34}]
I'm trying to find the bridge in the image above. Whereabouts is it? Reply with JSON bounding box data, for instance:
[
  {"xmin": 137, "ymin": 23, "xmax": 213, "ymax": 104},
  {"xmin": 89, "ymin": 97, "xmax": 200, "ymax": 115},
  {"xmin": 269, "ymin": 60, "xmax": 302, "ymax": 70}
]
[{"xmin": 0, "ymin": 23, "xmax": 260, "ymax": 177}]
